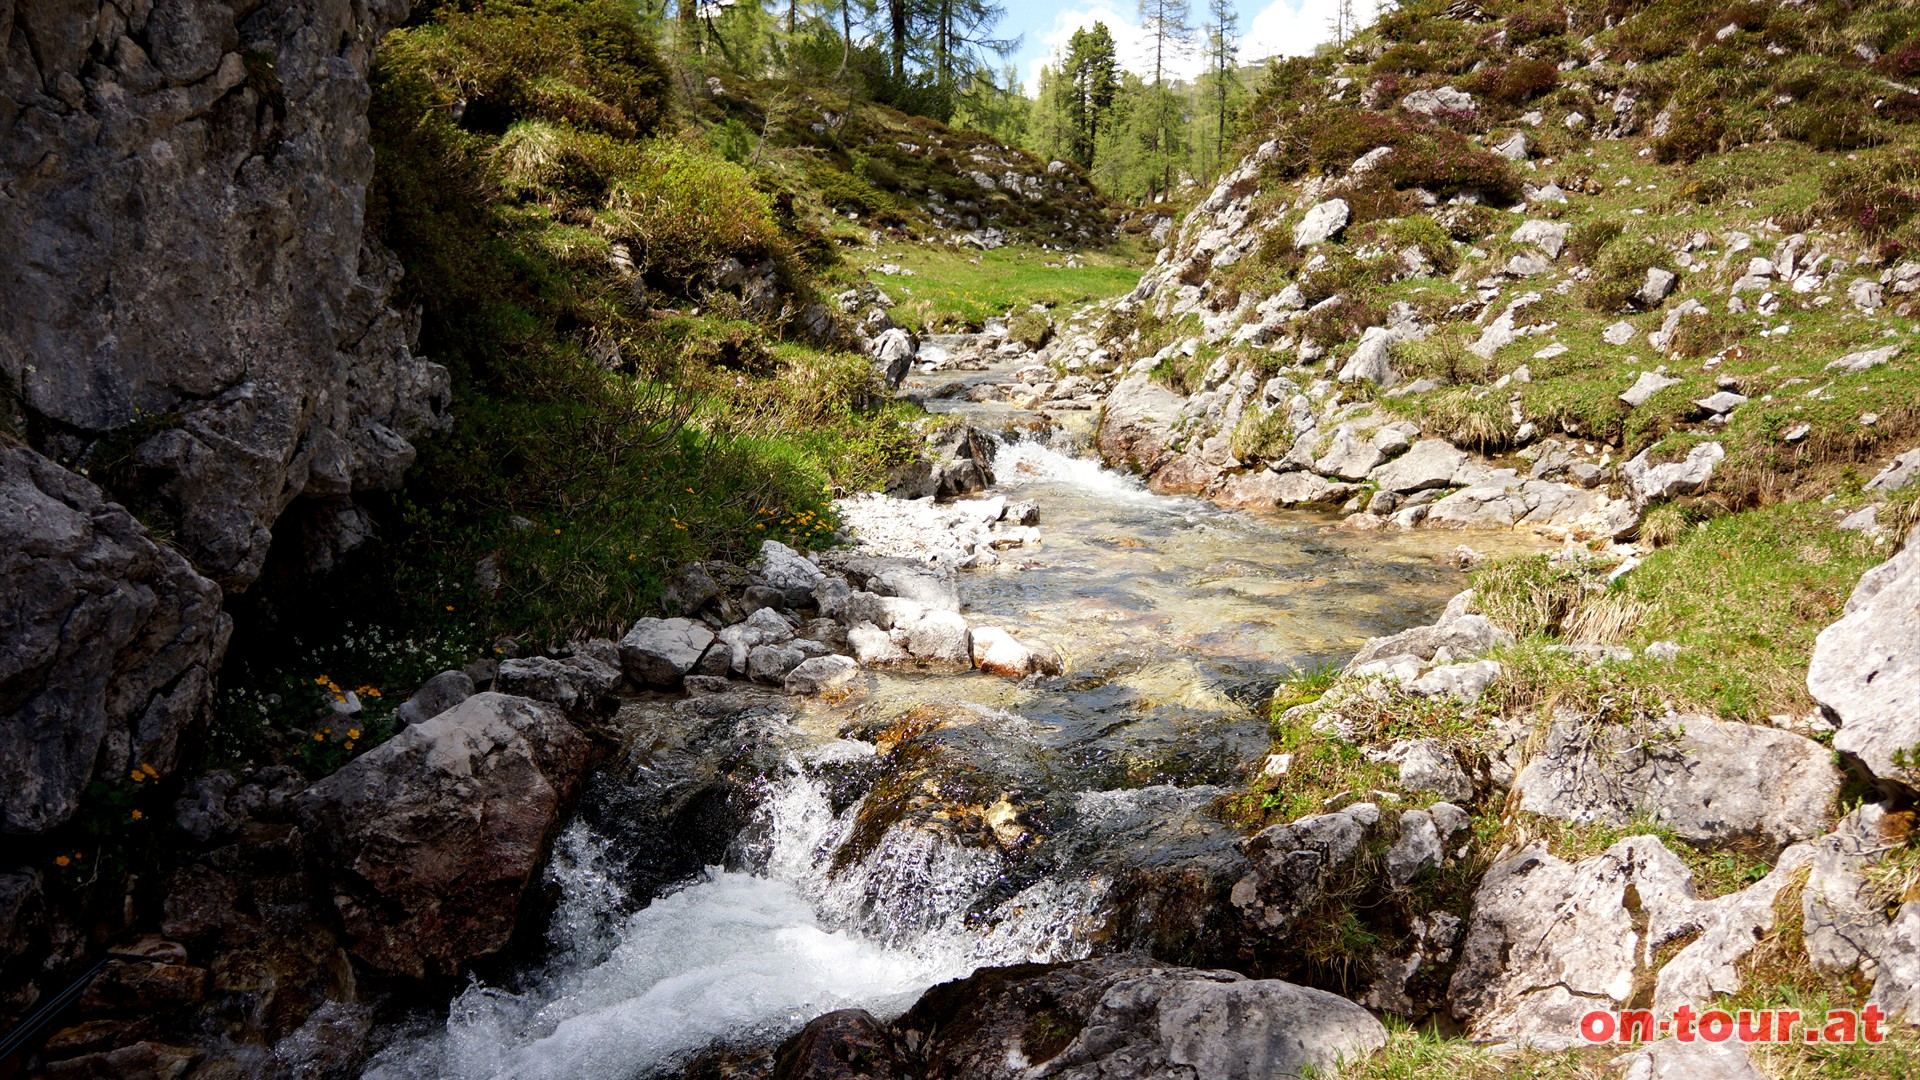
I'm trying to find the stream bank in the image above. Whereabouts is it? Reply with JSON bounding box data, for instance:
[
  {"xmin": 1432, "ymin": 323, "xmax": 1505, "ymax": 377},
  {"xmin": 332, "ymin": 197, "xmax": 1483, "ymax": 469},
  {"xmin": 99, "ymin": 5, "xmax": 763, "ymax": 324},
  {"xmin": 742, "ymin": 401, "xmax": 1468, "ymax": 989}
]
[{"xmin": 350, "ymin": 336, "xmax": 1549, "ymax": 1079}]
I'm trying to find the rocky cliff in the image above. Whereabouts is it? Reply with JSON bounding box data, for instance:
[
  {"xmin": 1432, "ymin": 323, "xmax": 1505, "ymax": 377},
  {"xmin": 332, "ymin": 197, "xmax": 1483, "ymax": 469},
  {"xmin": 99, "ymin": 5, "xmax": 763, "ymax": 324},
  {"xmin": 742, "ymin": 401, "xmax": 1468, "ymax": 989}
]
[{"xmin": 1, "ymin": 0, "xmax": 448, "ymax": 834}]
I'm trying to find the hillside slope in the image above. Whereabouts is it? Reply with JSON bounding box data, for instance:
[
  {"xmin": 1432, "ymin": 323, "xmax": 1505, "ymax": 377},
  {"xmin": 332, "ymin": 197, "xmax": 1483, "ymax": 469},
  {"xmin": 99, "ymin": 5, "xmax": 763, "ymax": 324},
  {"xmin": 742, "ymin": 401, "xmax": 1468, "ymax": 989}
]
[{"xmin": 996, "ymin": 0, "xmax": 1920, "ymax": 1071}]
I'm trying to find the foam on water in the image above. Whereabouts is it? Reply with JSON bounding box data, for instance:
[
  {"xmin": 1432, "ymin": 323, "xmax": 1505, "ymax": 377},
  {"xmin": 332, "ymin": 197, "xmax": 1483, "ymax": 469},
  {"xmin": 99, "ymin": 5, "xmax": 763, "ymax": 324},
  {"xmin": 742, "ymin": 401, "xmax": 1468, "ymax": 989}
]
[
  {"xmin": 990, "ymin": 435, "xmax": 1160, "ymax": 503},
  {"xmin": 363, "ymin": 871, "xmax": 951, "ymax": 1080},
  {"xmin": 362, "ymin": 760, "xmax": 1090, "ymax": 1080}
]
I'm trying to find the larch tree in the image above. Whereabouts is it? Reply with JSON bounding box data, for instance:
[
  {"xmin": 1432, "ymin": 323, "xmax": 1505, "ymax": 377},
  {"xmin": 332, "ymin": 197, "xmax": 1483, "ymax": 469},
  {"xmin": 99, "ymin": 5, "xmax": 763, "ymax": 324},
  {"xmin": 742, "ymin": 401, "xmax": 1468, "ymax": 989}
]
[{"xmin": 1136, "ymin": 0, "xmax": 1193, "ymax": 198}]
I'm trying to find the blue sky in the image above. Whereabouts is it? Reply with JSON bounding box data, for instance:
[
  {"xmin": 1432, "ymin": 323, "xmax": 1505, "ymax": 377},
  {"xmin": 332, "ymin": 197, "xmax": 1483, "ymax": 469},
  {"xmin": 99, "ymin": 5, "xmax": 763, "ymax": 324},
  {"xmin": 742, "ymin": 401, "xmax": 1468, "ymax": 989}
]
[{"xmin": 999, "ymin": 0, "xmax": 1386, "ymax": 94}]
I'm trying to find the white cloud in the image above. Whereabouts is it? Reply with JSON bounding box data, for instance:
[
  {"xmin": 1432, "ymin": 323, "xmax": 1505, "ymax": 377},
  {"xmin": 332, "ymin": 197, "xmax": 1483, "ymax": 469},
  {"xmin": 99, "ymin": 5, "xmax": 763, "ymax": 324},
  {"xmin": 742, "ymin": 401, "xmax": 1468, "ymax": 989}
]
[
  {"xmin": 1240, "ymin": 0, "xmax": 1385, "ymax": 64},
  {"xmin": 1023, "ymin": 3, "xmax": 1214, "ymax": 96}
]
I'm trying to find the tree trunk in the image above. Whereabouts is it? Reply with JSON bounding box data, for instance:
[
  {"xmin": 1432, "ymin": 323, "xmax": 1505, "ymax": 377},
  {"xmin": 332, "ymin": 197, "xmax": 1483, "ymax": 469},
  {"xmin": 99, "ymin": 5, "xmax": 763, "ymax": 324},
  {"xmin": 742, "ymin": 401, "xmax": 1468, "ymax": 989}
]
[{"xmin": 889, "ymin": 0, "xmax": 908, "ymax": 81}]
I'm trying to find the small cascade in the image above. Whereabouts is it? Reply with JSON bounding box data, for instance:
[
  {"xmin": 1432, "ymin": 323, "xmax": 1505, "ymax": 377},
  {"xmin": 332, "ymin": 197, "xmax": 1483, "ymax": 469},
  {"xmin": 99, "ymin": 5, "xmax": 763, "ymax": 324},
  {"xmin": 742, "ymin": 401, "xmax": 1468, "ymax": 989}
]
[{"xmin": 361, "ymin": 746, "xmax": 1100, "ymax": 1080}]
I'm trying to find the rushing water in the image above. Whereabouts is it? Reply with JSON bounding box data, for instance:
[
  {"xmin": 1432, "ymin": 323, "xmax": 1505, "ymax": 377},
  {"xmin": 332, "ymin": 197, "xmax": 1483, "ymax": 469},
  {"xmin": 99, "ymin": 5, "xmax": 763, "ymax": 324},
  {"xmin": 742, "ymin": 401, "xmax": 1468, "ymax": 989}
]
[{"xmin": 363, "ymin": 354, "xmax": 1544, "ymax": 1079}]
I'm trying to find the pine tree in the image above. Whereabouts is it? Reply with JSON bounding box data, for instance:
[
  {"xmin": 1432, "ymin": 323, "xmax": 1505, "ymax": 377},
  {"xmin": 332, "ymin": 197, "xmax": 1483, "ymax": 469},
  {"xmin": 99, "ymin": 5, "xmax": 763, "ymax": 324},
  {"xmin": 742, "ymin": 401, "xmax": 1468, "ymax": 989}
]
[
  {"xmin": 1328, "ymin": 0, "xmax": 1356, "ymax": 47},
  {"xmin": 1202, "ymin": 0, "xmax": 1239, "ymax": 179},
  {"xmin": 1061, "ymin": 23, "xmax": 1118, "ymax": 168},
  {"xmin": 1137, "ymin": 0, "xmax": 1193, "ymax": 198}
]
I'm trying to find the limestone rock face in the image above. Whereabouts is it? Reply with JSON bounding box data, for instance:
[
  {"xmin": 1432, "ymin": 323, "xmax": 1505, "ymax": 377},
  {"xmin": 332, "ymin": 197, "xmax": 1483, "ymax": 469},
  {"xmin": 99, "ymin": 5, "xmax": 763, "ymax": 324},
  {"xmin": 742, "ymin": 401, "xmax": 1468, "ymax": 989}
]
[
  {"xmin": 0, "ymin": 0, "xmax": 447, "ymax": 830},
  {"xmin": 1809, "ymin": 525, "xmax": 1920, "ymax": 789},
  {"xmin": 1, "ymin": 0, "xmax": 447, "ymax": 591},
  {"xmin": 1449, "ymin": 837, "xmax": 1700, "ymax": 1043},
  {"xmin": 1513, "ymin": 713, "xmax": 1841, "ymax": 851},
  {"xmin": 294, "ymin": 693, "xmax": 593, "ymax": 978},
  {"xmin": 0, "ymin": 446, "xmax": 230, "ymax": 835}
]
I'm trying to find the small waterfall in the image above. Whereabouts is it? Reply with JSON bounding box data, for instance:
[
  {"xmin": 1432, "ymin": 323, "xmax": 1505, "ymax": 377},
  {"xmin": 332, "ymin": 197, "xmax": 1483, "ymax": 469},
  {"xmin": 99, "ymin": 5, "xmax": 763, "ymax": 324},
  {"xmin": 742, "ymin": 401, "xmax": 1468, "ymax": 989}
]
[
  {"xmin": 361, "ymin": 745, "xmax": 1098, "ymax": 1080},
  {"xmin": 990, "ymin": 430, "xmax": 1158, "ymax": 503}
]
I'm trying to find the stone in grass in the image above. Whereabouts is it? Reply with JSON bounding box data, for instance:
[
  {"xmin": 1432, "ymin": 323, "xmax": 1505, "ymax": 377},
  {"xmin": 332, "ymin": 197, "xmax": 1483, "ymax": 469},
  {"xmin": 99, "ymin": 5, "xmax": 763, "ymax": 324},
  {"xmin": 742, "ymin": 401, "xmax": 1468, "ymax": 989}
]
[
  {"xmin": 1514, "ymin": 712, "xmax": 1839, "ymax": 851},
  {"xmin": 784, "ymin": 655, "xmax": 860, "ymax": 695},
  {"xmin": 1292, "ymin": 199, "xmax": 1350, "ymax": 247},
  {"xmin": 1619, "ymin": 370, "xmax": 1679, "ymax": 407},
  {"xmin": 1388, "ymin": 740, "xmax": 1473, "ymax": 803},
  {"xmin": 1622, "ymin": 442, "xmax": 1723, "ymax": 501},
  {"xmin": 1602, "ymin": 320, "xmax": 1636, "ymax": 346},
  {"xmin": 1866, "ymin": 447, "xmax": 1920, "ymax": 492},
  {"xmin": 1637, "ymin": 268, "xmax": 1678, "ymax": 307}
]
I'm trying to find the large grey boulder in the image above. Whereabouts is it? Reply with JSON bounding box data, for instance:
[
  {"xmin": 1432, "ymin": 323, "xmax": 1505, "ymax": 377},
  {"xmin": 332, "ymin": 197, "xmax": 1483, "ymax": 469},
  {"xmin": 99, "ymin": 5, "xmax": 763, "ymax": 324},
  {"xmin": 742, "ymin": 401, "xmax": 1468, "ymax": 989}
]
[
  {"xmin": 1808, "ymin": 525, "xmax": 1920, "ymax": 788},
  {"xmin": 1827, "ymin": 343, "xmax": 1901, "ymax": 374},
  {"xmin": 1313, "ymin": 424, "xmax": 1387, "ymax": 480},
  {"xmin": 1425, "ymin": 477, "xmax": 1635, "ymax": 539},
  {"xmin": 784, "ymin": 655, "xmax": 860, "ymax": 694},
  {"xmin": 1513, "ymin": 713, "xmax": 1841, "ymax": 850},
  {"xmin": 619, "ymin": 617, "xmax": 717, "ymax": 687},
  {"xmin": 495, "ymin": 653, "xmax": 620, "ymax": 717},
  {"xmin": 905, "ymin": 610, "xmax": 972, "ymax": 667},
  {"xmin": 747, "ymin": 644, "xmax": 807, "ymax": 685},
  {"xmin": 1619, "ymin": 370, "xmax": 1680, "ymax": 407},
  {"xmin": 1096, "ymin": 374, "xmax": 1185, "ymax": 477},
  {"xmin": 1402, "ymin": 87, "xmax": 1476, "ymax": 116},
  {"xmin": 1033, "ymin": 974, "xmax": 1387, "ymax": 1079},
  {"xmin": 1334, "ymin": 327, "xmax": 1399, "ymax": 387},
  {"xmin": 0, "ymin": 446, "xmax": 229, "ymax": 835},
  {"xmin": 1623, "ymin": 441, "xmax": 1723, "ymax": 501},
  {"xmin": 1371, "ymin": 439, "xmax": 1469, "ymax": 494},
  {"xmin": 1450, "ymin": 836, "xmax": 1700, "ymax": 1043},
  {"xmin": 1346, "ymin": 592, "xmax": 1510, "ymax": 673},
  {"xmin": 294, "ymin": 693, "xmax": 593, "ymax": 978},
  {"xmin": 1510, "ymin": 220, "xmax": 1569, "ymax": 259},
  {"xmin": 1292, "ymin": 199, "xmax": 1351, "ymax": 247},
  {"xmin": 755, "ymin": 540, "xmax": 826, "ymax": 605},
  {"xmin": 895, "ymin": 957, "xmax": 1384, "ymax": 1080},
  {"xmin": 869, "ymin": 327, "xmax": 917, "ymax": 387},
  {"xmin": 1230, "ymin": 802, "xmax": 1382, "ymax": 934},
  {"xmin": 1637, "ymin": 267, "xmax": 1679, "ymax": 307}
]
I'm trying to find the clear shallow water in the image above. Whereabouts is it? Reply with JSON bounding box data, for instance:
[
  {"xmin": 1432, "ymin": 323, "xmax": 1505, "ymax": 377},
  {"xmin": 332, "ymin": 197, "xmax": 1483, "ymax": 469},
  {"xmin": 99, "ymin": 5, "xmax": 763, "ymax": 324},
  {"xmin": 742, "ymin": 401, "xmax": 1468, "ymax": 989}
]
[{"xmin": 363, "ymin": 357, "xmax": 1546, "ymax": 1078}]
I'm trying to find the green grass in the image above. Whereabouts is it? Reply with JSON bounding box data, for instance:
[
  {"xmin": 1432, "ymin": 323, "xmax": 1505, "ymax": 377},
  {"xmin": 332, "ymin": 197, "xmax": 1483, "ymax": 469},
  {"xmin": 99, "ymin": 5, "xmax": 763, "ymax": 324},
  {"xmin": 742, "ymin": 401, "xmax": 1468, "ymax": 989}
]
[
  {"xmin": 1313, "ymin": 1021, "xmax": 1614, "ymax": 1079},
  {"xmin": 1477, "ymin": 502, "xmax": 1883, "ymax": 723},
  {"xmin": 860, "ymin": 242, "xmax": 1143, "ymax": 331}
]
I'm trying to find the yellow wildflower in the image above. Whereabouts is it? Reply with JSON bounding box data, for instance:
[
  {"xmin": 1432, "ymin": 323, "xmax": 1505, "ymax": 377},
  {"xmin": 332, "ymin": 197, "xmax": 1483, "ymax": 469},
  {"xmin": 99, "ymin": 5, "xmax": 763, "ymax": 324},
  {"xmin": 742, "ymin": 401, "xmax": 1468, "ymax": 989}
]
[{"xmin": 314, "ymin": 732, "xmax": 325, "ymax": 742}]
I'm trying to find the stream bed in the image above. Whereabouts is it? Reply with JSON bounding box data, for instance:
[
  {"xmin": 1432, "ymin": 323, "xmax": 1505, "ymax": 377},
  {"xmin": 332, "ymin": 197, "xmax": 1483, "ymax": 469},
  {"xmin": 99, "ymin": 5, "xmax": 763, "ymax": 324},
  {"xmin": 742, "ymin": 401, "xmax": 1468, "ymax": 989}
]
[{"xmin": 362, "ymin": 358, "xmax": 1544, "ymax": 1079}]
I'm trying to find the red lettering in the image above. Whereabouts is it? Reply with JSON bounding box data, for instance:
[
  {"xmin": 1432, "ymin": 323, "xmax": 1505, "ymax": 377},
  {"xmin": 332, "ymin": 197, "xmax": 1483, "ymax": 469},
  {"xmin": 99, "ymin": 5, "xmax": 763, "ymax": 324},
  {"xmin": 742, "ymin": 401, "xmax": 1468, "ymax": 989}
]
[
  {"xmin": 1864, "ymin": 1004, "xmax": 1887, "ymax": 1044},
  {"xmin": 1619, "ymin": 1009, "xmax": 1655, "ymax": 1043},
  {"xmin": 1776, "ymin": 1009, "xmax": 1801, "ymax": 1042},
  {"xmin": 1825, "ymin": 1010, "xmax": 1858, "ymax": 1044},
  {"xmin": 1737, "ymin": 1009, "xmax": 1770, "ymax": 1043},
  {"xmin": 1674, "ymin": 1004, "xmax": 1698, "ymax": 1042},
  {"xmin": 1700, "ymin": 1010, "xmax": 1734, "ymax": 1043},
  {"xmin": 1580, "ymin": 1010, "xmax": 1617, "ymax": 1043}
]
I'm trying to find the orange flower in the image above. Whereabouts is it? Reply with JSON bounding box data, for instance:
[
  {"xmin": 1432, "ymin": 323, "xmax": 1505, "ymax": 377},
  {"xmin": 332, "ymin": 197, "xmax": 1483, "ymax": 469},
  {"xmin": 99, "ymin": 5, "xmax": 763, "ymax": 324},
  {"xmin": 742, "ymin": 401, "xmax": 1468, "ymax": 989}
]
[
  {"xmin": 131, "ymin": 810, "xmax": 143, "ymax": 821},
  {"xmin": 314, "ymin": 732, "xmax": 325, "ymax": 742},
  {"xmin": 348, "ymin": 729, "xmax": 361, "ymax": 739},
  {"xmin": 55, "ymin": 855, "xmax": 69, "ymax": 867}
]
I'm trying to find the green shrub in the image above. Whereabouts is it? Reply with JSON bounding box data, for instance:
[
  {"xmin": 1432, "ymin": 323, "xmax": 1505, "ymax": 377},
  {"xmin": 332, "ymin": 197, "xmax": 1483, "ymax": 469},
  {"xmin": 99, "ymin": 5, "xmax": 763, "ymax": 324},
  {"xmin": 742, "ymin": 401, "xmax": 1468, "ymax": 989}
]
[
  {"xmin": 605, "ymin": 137, "xmax": 784, "ymax": 286},
  {"xmin": 1462, "ymin": 58, "xmax": 1559, "ymax": 106},
  {"xmin": 1581, "ymin": 240, "xmax": 1658, "ymax": 312},
  {"xmin": 1564, "ymin": 217, "xmax": 1623, "ymax": 263}
]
